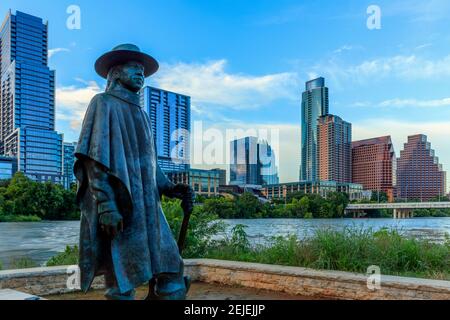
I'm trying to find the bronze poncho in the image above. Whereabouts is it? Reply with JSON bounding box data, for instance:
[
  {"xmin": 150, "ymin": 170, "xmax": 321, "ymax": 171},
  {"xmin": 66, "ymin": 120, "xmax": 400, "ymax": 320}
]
[{"xmin": 74, "ymin": 85, "xmax": 182, "ymax": 294}]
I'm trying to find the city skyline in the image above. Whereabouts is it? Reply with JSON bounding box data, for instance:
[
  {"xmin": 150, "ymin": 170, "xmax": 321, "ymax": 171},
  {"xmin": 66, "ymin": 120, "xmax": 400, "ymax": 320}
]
[{"xmin": 1, "ymin": 2, "xmax": 450, "ymax": 189}]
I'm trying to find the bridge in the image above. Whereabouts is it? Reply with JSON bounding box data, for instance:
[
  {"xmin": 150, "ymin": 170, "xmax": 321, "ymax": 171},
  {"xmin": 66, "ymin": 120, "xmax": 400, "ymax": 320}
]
[{"xmin": 345, "ymin": 202, "xmax": 450, "ymax": 219}]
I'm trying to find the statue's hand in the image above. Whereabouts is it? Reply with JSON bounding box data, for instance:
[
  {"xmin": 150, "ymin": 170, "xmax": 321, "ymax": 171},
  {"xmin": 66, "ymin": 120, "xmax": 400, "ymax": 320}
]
[
  {"xmin": 99, "ymin": 211, "xmax": 123, "ymax": 238},
  {"xmin": 171, "ymin": 184, "xmax": 195, "ymax": 214}
]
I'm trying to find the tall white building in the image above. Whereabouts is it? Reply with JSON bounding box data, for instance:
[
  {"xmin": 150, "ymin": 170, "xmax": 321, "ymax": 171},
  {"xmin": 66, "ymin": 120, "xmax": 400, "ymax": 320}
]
[{"xmin": 140, "ymin": 86, "xmax": 190, "ymax": 173}]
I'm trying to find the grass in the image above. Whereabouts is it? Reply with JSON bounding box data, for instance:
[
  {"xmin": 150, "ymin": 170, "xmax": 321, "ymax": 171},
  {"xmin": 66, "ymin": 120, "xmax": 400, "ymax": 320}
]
[
  {"xmin": 44, "ymin": 226, "xmax": 449, "ymax": 281},
  {"xmin": 8, "ymin": 257, "xmax": 38, "ymax": 269},
  {"xmin": 202, "ymin": 226, "xmax": 450, "ymax": 280},
  {"xmin": 0, "ymin": 215, "xmax": 42, "ymax": 222},
  {"xmin": 46, "ymin": 246, "xmax": 79, "ymax": 267}
]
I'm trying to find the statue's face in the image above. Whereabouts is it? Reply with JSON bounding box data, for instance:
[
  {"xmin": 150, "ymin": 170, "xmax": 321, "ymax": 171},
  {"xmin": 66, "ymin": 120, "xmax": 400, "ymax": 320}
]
[{"xmin": 116, "ymin": 61, "xmax": 145, "ymax": 92}]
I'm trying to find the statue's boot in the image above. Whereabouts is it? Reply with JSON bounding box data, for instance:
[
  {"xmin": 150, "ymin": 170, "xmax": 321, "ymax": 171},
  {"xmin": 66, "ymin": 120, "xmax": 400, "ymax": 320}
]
[
  {"xmin": 154, "ymin": 273, "xmax": 191, "ymax": 300},
  {"xmin": 104, "ymin": 287, "xmax": 136, "ymax": 300},
  {"xmin": 104, "ymin": 272, "xmax": 136, "ymax": 300},
  {"xmin": 145, "ymin": 263, "xmax": 191, "ymax": 300}
]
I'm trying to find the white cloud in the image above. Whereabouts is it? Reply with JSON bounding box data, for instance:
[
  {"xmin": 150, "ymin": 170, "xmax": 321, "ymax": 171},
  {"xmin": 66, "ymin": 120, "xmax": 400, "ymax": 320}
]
[
  {"xmin": 48, "ymin": 48, "xmax": 70, "ymax": 58},
  {"xmin": 333, "ymin": 45, "xmax": 353, "ymax": 54},
  {"xmin": 153, "ymin": 59, "xmax": 299, "ymax": 110},
  {"xmin": 378, "ymin": 97, "xmax": 450, "ymax": 108},
  {"xmin": 313, "ymin": 54, "xmax": 450, "ymax": 87},
  {"xmin": 55, "ymin": 80, "xmax": 102, "ymax": 130},
  {"xmin": 415, "ymin": 43, "xmax": 432, "ymax": 50},
  {"xmin": 351, "ymin": 97, "xmax": 450, "ymax": 109}
]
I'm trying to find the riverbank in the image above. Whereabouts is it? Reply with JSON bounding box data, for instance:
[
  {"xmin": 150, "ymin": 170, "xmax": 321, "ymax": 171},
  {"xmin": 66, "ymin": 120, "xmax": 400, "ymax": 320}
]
[
  {"xmin": 0, "ymin": 215, "xmax": 41, "ymax": 222},
  {"xmin": 42, "ymin": 226, "xmax": 449, "ymax": 281},
  {"xmin": 1, "ymin": 218, "xmax": 449, "ymax": 269}
]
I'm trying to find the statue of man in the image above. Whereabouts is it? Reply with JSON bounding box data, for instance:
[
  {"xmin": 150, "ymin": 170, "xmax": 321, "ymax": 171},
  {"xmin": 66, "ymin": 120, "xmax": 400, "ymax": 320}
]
[{"xmin": 74, "ymin": 44, "xmax": 194, "ymax": 300}]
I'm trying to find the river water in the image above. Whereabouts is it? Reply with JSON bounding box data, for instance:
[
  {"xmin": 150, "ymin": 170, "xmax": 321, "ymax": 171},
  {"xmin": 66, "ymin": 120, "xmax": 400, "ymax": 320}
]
[{"xmin": 0, "ymin": 218, "xmax": 448, "ymax": 268}]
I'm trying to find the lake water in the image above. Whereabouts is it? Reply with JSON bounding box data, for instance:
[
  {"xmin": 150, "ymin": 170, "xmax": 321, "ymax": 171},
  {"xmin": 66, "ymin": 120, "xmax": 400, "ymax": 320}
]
[{"xmin": 0, "ymin": 218, "xmax": 448, "ymax": 268}]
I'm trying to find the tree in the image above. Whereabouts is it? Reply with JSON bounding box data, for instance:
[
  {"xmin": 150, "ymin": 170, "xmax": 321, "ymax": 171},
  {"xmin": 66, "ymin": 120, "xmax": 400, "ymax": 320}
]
[
  {"xmin": 370, "ymin": 191, "xmax": 388, "ymax": 203},
  {"xmin": 235, "ymin": 192, "xmax": 263, "ymax": 218},
  {"xmin": 0, "ymin": 172, "xmax": 80, "ymax": 220},
  {"xmin": 202, "ymin": 197, "xmax": 235, "ymax": 219}
]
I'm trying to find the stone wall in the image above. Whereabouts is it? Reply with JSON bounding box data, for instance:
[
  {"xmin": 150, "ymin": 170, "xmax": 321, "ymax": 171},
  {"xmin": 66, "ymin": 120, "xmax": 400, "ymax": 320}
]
[
  {"xmin": 0, "ymin": 259, "xmax": 449, "ymax": 300},
  {"xmin": 185, "ymin": 260, "xmax": 450, "ymax": 300},
  {"xmin": 0, "ymin": 266, "xmax": 104, "ymax": 296}
]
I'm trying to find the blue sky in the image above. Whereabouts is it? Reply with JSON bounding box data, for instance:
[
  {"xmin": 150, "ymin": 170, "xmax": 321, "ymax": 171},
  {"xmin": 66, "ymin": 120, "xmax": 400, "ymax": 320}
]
[{"xmin": 2, "ymin": 0, "xmax": 450, "ymax": 186}]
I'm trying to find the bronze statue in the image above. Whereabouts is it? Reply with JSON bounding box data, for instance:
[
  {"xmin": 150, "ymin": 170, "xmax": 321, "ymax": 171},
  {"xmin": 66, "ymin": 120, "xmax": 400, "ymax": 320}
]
[{"xmin": 74, "ymin": 44, "xmax": 194, "ymax": 300}]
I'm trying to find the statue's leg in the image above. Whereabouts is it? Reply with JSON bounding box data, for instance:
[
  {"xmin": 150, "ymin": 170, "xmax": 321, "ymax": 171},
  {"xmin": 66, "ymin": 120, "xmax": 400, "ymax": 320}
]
[
  {"xmin": 152, "ymin": 263, "xmax": 191, "ymax": 300},
  {"xmin": 104, "ymin": 270, "xmax": 136, "ymax": 300},
  {"xmin": 144, "ymin": 277, "xmax": 158, "ymax": 300}
]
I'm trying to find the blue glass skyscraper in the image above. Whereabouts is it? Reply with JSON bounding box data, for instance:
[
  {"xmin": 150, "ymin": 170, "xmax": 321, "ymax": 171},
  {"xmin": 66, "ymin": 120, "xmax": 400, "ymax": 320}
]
[
  {"xmin": 0, "ymin": 11, "xmax": 63, "ymax": 182},
  {"xmin": 259, "ymin": 140, "xmax": 279, "ymax": 185},
  {"xmin": 140, "ymin": 86, "xmax": 190, "ymax": 173},
  {"xmin": 230, "ymin": 137, "xmax": 260, "ymax": 186},
  {"xmin": 63, "ymin": 142, "xmax": 77, "ymax": 189},
  {"xmin": 300, "ymin": 77, "xmax": 329, "ymax": 181},
  {"xmin": 230, "ymin": 137, "xmax": 279, "ymax": 186}
]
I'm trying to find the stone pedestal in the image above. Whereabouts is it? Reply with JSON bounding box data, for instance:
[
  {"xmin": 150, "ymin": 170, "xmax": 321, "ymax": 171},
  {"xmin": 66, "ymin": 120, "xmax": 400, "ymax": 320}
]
[{"xmin": 0, "ymin": 289, "xmax": 45, "ymax": 300}]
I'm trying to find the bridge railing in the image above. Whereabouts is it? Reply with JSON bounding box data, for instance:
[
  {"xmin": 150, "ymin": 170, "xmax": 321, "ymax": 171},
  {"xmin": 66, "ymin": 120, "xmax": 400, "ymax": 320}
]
[{"xmin": 346, "ymin": 202, "xmax": 450, "ymax": 210}]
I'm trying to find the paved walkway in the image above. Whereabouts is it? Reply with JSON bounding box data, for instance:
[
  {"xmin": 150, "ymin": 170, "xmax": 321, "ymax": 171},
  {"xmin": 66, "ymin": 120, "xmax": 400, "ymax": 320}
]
[{"xmin": 47, "ymin": 282, "xmax": 320, "ymax": 300}]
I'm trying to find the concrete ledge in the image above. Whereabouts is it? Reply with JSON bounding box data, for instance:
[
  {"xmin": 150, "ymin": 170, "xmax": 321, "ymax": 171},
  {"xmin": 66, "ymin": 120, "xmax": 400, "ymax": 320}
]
[
  {"xmin": 1, "ymin": 259, "xmax": 449, "ymax": 300},
  {"xmin": 185, "ymin": 260, "xmax": 450, "ymax": 300},
  {"xmin": 0, "ymin": 266, "xmax": 104, "ymax": 296}
]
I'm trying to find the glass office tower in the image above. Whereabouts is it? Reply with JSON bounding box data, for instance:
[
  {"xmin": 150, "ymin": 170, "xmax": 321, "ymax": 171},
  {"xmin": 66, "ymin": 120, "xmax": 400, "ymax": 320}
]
[
  {"xmin": 230, "ymin": 137, "xmax": 279, "ymax": 186},
  {"xmin": 230, "ymin": 137, "xmax": 259, "ymax": 186},
  {"xmin": 259, "ymin": 140, "xmax": 279, "ymax": 185},
  {"xmin": 140, "ymin": 86, "xmax": 190, "ymax": 173},
  {"xmin": 0, "ymin": 11, "xmax": 63, "ymax": 182},
  {"xmin": 300, "ymin": 77, "xmax": 329, "ymax": 181},
  {"xmin": 63, "ymin": 142, "xmax": 77, "ymax": 189}
]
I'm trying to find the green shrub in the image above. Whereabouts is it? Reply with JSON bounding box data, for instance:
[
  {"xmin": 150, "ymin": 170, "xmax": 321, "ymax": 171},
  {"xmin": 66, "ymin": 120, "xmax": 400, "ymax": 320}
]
[
  {"xmin": 9, "ymin": 257, "xmax": 38, "ymax": 269},
  {"xmin": 0, "ymin": 172, "xmax": 80, "ymax": 221},
  {"xmin": 162, "ymin": 198, "xmax": 225, "ymax": 258},
  {"xmin": 46, "ymin": 246, "xmax": 79, "ymax": 266},
  {"xmin": 0, "ymin": 215, "xmax": 41, "ymax": 222},
  {"xmin": 202, "ymin": 227, "xmax": 450, "ymax": 280},
  {"xmin": 304, "ymin": 212, "xmax": 313, "ymax": 219}
]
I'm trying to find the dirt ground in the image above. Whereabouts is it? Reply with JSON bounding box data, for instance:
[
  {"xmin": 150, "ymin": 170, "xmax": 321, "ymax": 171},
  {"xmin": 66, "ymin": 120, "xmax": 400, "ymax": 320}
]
[{"xmin": 47, "ymin": 282, "xmax": 321, "ymax": 300}]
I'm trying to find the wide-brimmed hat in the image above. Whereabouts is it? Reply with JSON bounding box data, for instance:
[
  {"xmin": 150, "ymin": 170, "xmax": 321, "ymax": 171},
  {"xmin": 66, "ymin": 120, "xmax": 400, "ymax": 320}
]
[{"xmin": 94, "ymin": 43, "xmax": 159, "ymax": 78}]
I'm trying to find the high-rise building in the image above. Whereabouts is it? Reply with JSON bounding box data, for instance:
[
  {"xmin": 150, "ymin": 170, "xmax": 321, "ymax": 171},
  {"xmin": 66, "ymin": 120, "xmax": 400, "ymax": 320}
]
[
  {"xmin": 317, "ymin": 114, "xmax": 352, "ymax": 183},
  {"xmin": 229, "ymin": 137, "xmax": 279, "ymax": 186},
  {"xmin": 397, "ymin": 134, "xmax": 446, "ymax": 201},
  {"xmin": 352, "ymin": 136, "xmax": 396, "ymax": 202},
  {"xmin": 300, "ymin": 77, "xmax": 329, "ymax": 181},
  {"xmin": 259, "ymin": 140, "xmax": 280, "ymax": 185},
  {"xmin": 0, "ymin": 155, "xmax": 16, "ymax": 180},
  {"xmin": 140, "ymin": 86, "xmax": 190, "ymax": 173},
  {"xmin": 62, "ymin": 142, "xmax": 77, "ymax": 189},
  {"xmin": 211, "ymin": 168, "xmax": 227, "ymax": 186},
  {"xmin": 230, "ymin": 137, "xmax": 259, "ymax": 186},
  {"xmin": 0, "ymin": 11, "xmax": 63, "ymax": 183}
]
